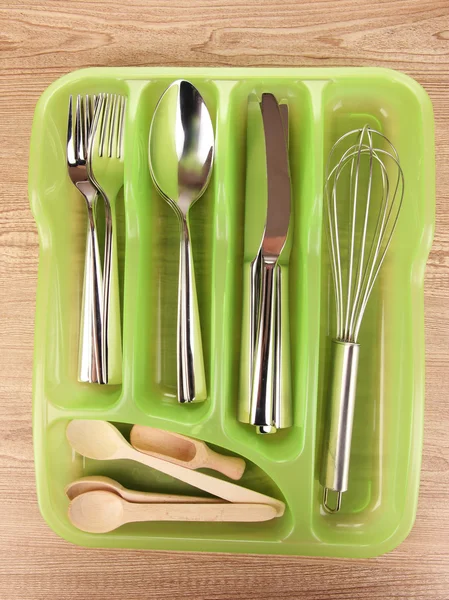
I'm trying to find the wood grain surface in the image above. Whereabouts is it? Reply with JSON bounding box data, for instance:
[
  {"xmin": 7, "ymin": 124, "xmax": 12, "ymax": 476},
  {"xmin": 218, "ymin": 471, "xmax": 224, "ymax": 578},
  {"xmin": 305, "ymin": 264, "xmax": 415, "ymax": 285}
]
[{"xmin": 1, "ymin": 1, "xmax": 448, "ymax": 598}]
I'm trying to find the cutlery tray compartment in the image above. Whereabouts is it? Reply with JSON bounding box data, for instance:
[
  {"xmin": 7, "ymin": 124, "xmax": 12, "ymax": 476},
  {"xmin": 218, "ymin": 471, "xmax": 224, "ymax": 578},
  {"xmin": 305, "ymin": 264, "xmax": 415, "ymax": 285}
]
[{"xmin": 30, "ymin": 67, "xmax": 434, "ymax": 557}]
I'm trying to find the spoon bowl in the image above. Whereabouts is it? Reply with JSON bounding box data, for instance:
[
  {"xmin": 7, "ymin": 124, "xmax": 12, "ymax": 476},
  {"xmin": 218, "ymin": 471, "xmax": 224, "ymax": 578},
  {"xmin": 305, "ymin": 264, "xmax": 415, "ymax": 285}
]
[
  {"xmin": 65, "ymin": 475, "xmax": 125, "ymax": 500},
  {"xmin": 69, "ymin": 490, "xmax": 125, "ymax": 533},
  {"xmin": 149, "ymin": 79, "xmax": 214, "ymax": 216},
  {"xmin": 66, "ymin": 419, "xmax": 126, "ymax": 460}
]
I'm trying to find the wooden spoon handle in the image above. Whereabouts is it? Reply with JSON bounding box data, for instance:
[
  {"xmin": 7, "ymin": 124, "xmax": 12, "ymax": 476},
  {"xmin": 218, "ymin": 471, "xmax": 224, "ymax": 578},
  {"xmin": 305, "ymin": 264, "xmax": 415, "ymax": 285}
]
[
  {"xmin": 204, "ymin": 450, "xmax": 246, "ymax": 481},
  {"xmin": 122, "ymin": 446, "xmax": 285, "ymax": 516},
  {"xmin": 120, "ymin": 489, "xmax": 221, "ymax": 504},
  {"xmin": 123, "ymin": 502, "xmax": 277, "ymax": 524}
]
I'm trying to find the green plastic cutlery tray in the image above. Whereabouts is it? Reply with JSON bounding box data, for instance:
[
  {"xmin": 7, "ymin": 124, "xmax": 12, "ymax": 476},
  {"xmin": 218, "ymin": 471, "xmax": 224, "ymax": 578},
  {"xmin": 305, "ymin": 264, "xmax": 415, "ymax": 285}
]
[{"xmin": 29, "ymin": 67, "xmax": 435, "ymax": 557}]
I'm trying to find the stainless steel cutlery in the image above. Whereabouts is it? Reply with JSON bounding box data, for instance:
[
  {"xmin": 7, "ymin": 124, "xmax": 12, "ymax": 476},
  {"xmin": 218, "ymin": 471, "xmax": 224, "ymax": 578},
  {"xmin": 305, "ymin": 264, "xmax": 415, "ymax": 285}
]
[
  {"xmin": 149, "ymin": 80, "xmax": 213, "ymax": 404},
  {"xmin": 68, "ymin": 86, "xmax": 292, "ymax": 425},
  {"xmin": 90, "ymin": 94, "xmax": 125, "ymax": 385},
  {"xmin": 320, "ymin": 126, "xmax": 404, "ymax": 513},
  {"xmin": 239, "ymin": 93, "xmax": 293, "ymax": 434},
  {"xmin": 66, "ymin": 84, "xmax": 407, "ymax": 519},
  {"xmin": 68, "ymin": 81, "xmax": 214, "ymax": 401},
  {"xmin": 67, "ymin": 94, "xmax": 104, "ymax": 384},
  {"xmin": 67, "ymin": 93, "xmax": 126, "ymax": 385}
]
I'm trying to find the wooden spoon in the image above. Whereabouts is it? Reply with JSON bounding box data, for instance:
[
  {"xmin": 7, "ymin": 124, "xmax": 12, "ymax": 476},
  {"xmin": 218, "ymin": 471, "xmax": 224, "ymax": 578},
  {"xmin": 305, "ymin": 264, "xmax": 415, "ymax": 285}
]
[
  {"xmin": 66, "ymin": 420, "xmax": 285, "ymax": 516},
  {"xmin": 65, "ymin": 476, "xmax": 220, "ymax": 503},
  {"xmin": 130, "ymin": 425, "xmax": 246, "ymax": 480},
  {"xmin": 69, "ymin": 490, "xmax": 277, "ymax": 533}
]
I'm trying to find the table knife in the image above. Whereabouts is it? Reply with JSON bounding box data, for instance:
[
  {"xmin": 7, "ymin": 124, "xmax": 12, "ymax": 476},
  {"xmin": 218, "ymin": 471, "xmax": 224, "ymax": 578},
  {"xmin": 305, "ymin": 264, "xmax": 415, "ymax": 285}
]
[{"xmin": 250, "ymin": 93, "xmax": 292, "ymax": 433}]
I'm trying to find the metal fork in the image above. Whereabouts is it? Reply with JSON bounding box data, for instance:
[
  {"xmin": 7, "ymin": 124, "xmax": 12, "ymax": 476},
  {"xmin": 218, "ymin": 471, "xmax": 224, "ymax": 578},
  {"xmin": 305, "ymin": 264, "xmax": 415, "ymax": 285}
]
[
  {"xmin": 89, "ymin": 93, "xmax": 126, "ymax": 385},
  {"xmin": 67, "ymin": 94, "xmax": 104, "ymax": 384}
]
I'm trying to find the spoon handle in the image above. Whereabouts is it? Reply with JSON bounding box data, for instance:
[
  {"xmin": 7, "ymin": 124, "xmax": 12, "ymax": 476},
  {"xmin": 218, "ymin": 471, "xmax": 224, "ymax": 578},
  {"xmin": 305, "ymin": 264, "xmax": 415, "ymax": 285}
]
[
  {"xmin": 123, "ymin": 445, "xmax": 284, "ymax": 516},
  {"xmin": 204, "ymin": 450, "xmax": 246, "ymax": 481},
  {"xmin": 177, "ymin": 217, "xmax": 206, "ymax": 403},
  {"xmin": 122, "ymin": 501, "xmax": 277, "ymax": 525},
  {"xmin": 120, "ymin": 490, "xmax": 221, "ymax": 504}
]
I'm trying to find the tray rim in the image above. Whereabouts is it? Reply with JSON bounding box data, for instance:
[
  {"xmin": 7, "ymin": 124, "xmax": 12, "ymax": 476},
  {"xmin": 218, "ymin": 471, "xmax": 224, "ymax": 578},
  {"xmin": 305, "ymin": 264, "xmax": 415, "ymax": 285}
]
[{"xmin": 30, "ymin": 65, "xmax": 435, "ymax": 558}]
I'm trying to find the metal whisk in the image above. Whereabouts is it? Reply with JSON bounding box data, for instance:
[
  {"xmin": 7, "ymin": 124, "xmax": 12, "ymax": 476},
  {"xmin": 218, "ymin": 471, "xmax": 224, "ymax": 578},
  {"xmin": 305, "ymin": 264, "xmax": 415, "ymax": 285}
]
[{"xmin": 321, "ymin": 125, "xmax": 404, "ymax": 513}]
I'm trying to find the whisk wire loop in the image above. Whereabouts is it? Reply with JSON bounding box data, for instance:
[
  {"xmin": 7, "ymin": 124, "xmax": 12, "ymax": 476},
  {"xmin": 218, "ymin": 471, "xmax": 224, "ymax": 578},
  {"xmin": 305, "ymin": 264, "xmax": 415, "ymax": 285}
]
[{"xmin": 324, "ymin": 126, "xmax": 405, "ymax": 343}]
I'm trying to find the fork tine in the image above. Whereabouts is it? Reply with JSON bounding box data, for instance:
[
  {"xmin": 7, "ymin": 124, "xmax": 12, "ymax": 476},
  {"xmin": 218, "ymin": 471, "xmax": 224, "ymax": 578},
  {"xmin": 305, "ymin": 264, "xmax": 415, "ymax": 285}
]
[
  {"xmin": 106, "ymin": 94, "xmax": 115, "ymax": 157},
  {"xmin": 85, "ymin": 95, "xmax": 90, "ymax": 135},
  {"xmin": 81, "ymin": 95, "xmax": 90, "ymax": 163},
  {"xmin": 108, "ymin": 95, "xmax": 118, "ymax": 159},
  {"xmin": 99, "ymin": 94, "xmax": 113, "ymax": 158},
  {"xmin": 101, "ymin": 94, "xmax": 126, "ymax": 160},
  {"xmin": 75, "ymin": 95, "xmax": 83, "ymax": 163},
  {"xmin": 90, "ymin": 95, "xmax": 99, "ymax": 131},
  {"xmin": 67, "ymin": 95, "xmax": 76, "ymax": 165},
  {"xmin": 118, "ymin": 96, "xmax": 126, "ymax": 159},
  {"xmin": 87, "ymin": 93, "xmax": 104, "ymax": 171},
  {"xmin": 86, "ymin": 95, "xmax": 93, "ymax": 134},
  {"xmin": 92, "ymin": 95, "xmax": 98, "ymax": 127}
]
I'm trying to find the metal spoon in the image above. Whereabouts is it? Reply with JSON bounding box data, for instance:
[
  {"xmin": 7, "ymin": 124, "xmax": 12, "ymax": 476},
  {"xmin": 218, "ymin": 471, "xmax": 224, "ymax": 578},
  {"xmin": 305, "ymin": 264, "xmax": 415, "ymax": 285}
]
[
  {"xmin": 65, "ymin": 475, "xmax": 220, "ymax": 503},
  {"xmin": 149, "ymin": 80, "xmax": 214, "ymax": 403}
]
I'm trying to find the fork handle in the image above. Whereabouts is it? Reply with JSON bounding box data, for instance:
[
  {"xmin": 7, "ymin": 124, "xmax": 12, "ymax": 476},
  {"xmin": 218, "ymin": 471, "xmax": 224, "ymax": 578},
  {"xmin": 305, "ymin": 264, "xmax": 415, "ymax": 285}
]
[
  {"xmin": 78, "ymin": 221, "xmax": 96, "ymax": 382},
  {"xmin": 102, "ymin": 202, "xmax": 122, "ymax": 385},
  {"xmin": 177, "ymin": 217, "xmax": 206, "ymax": 403},
  {"xmin": 78, "ymin": 204, "xmax": 104, "ymax": 384},
  {"xmin": 88, "ymin": 206, "xmax": 104, "ymax": 384}
]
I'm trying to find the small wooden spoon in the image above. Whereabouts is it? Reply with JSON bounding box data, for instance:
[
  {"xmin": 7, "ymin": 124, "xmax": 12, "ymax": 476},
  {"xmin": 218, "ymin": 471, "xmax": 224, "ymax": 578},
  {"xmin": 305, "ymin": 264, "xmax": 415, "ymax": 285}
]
[
  {"xmin": 130, "ymin": 425, "xmax": 246, "ymax": 480},
  {"xmin": 65, "ymin": 476, "xmax": 220, "ymax": 503},
  {"xmin": 66, "ymin": 420, "xmax": 285, "ymax": 516},
  {"xmin": 69, "ymin": 490, "xmax": 277, "ymax": 533}
]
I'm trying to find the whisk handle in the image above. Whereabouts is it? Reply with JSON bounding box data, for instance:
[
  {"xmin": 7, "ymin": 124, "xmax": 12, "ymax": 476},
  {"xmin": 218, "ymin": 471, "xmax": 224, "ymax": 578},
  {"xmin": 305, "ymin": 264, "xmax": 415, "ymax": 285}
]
[{"xmin": 321, "ymin": 340, "xmax": 360, "ymax": 510}]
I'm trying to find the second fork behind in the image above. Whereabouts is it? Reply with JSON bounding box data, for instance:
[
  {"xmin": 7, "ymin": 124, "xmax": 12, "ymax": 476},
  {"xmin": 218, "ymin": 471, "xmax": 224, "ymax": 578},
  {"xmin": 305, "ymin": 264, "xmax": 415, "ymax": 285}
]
[{"xmin": 89, "ymin": 93, "xmax": 126, "ymax": 385}]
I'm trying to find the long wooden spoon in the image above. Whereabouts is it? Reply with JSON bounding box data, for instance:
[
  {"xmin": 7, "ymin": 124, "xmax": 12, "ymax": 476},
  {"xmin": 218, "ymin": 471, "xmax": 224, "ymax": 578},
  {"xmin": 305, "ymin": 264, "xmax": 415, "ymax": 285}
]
[
  {"xmin": 69, "ymin": 490, "xmax": 277, "ymax": 533},
  {"xmin": 65, "ymin": 476, "xmax": 220, "ymax": 503},
  {"xmin": 130, "ymin": 425, "xmax": 246, "ymax": 480},
  {"xmin": 66, "ymin": 420, "xmax": 285, "ymax": 516}
]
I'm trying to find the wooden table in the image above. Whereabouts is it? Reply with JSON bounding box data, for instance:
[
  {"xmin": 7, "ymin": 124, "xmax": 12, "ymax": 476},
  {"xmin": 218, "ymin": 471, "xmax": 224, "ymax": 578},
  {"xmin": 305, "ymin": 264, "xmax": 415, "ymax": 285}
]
[{"xmin": 1, "ymin": 1, "xmax": 448, "ymax": 598}]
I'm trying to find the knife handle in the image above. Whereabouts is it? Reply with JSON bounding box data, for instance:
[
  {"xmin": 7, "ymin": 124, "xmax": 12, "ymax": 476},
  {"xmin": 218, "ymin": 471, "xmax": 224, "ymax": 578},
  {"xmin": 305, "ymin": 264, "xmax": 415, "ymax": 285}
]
[
  {"xmin": 272, "ymin": 264, "xmax": 292, "ymax": 429},
  {"xmin": 238, "ymin": 255, "xmax": 261, "ymax": 423},
  {"xmin": 250, "ymin": 256, "xmax": 277, "ymax": 432}
]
